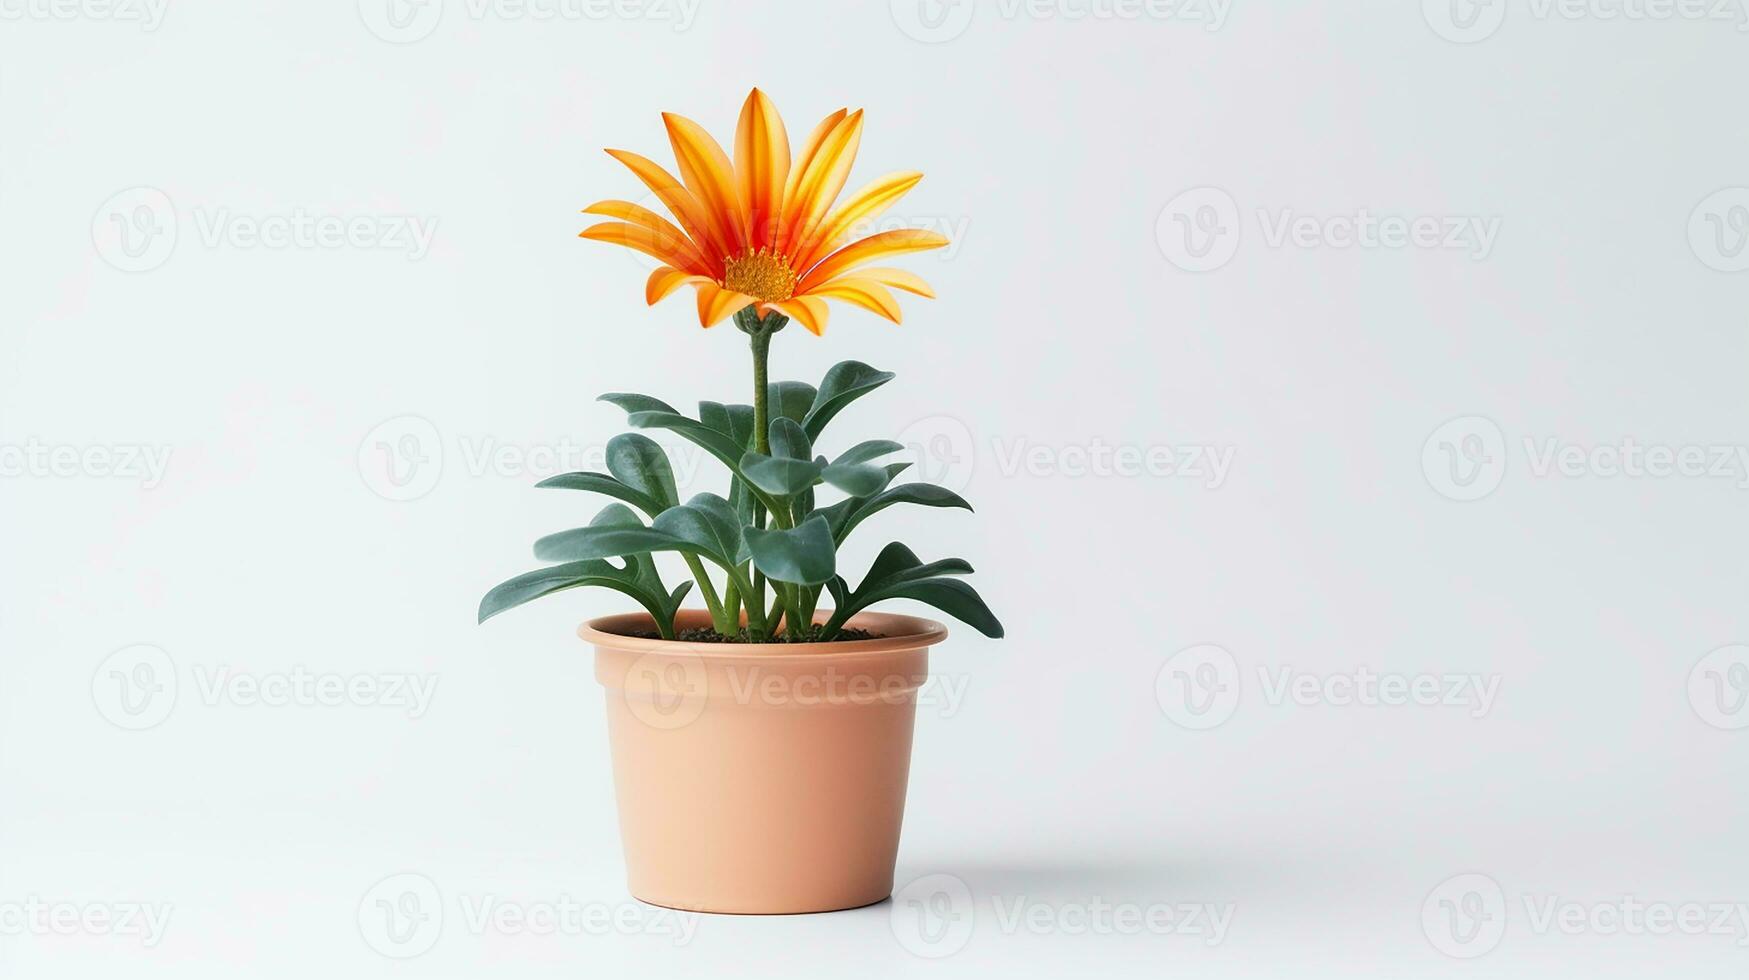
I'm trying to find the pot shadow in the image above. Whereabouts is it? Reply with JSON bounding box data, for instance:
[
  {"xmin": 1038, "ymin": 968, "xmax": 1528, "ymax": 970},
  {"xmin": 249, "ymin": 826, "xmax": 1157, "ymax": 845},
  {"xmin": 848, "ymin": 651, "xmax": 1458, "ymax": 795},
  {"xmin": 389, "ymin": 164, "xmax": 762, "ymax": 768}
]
[{"xmin": 876, "ymin": 852, "xmax": 1276, "ymax": 908}]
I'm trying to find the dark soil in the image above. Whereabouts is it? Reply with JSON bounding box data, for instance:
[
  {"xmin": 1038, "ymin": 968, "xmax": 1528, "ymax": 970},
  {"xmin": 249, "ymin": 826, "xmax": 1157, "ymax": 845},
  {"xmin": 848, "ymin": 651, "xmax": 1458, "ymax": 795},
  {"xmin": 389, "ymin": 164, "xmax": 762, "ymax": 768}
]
[{"xmin": 621, "ymin": 625, "xmax": 882, "ymax": 644}]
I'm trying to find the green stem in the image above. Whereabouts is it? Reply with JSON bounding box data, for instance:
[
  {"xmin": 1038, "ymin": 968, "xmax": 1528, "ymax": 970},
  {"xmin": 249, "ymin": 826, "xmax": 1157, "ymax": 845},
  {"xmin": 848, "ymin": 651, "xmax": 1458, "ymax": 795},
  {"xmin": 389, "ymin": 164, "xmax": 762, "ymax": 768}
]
[
  {"xmin": 769, "ymin": 588, "xmax": 790, "ymax": 637},
  {"xmin": 785, "ymin": 584, "xmax": 807, "ymax": 639},
  {"xmin": 736, "ymin": 306, "xmax": 790, "ymax": 641},
  {"xmin": 820, "ymin": 598, "xmax": 857, "ymax": 641},
  {"xmin": 727, "ymin": 567, "xmax": 766, "ymax": 637},
  {"xmin": 751, "ymin": 328, "xmax": 771, "ymax": 456},
  {"xmin": 747, "ymin": 312, "xmax": 774, "ymax": 640},
  {"xmin": 681, "ymin": 554, "xmax": 728, "ymax": 632},
  {"xmin": 721, "ymin": 577, "xmax": 741, "ymax": 634}
]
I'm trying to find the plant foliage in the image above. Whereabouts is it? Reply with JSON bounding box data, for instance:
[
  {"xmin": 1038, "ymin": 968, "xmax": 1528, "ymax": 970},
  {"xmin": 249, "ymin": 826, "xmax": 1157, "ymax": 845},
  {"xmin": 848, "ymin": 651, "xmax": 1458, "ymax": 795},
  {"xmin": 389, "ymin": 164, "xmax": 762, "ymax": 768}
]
[{"xmin": 480, "ymin": 329, "xmax": 1000, "ymax": 642}]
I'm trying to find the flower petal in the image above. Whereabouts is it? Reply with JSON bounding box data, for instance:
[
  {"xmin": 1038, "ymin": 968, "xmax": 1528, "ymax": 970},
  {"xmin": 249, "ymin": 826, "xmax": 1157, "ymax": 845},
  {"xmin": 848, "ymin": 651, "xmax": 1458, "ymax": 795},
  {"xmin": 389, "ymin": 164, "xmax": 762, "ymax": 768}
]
[
  {"xmin": 809, "ymin": 278, "xmax": 904, "ymax": 324},
  {"xmin": 604, "ymin": 149, "xmax": 729, "ymax": 277},
  {"xmin": 645, "ymin": 266, "xmax": 708, "ymax": 305},
  {"xmin": 580, "ymin": 222, "xmax": 712, "ymax": 276},
  {"xmin": 767, "ymin": 296, "xmax": 829, "ymax": 336},
  {"xmin": 829, "ymin": 266, "xmax": 935, "ymax": 298},
  {"xmin": 781, "ymin": 108, "xmax": 846, "ymax": 216},
  {"xmin": 778, "ymin": 109, "xmax": 864, "ymax": 258},
  {"xmin": 793, "ymin": 171, "xmax": 922, "ymax": 272},
  {"xmin": 583, "ymin": 200, "xmax": 710, "ymax": 275},
  {"xmin": 797, "ymin": 228, "xmax": 949, "ymax": 293},
  {"xmin": 734, "ymin": 88, "xmax": 790, "ymax": 252},
  {"xmin": 695, "ymin": 282, "xmax": 758, "ymax": 328},
  {"xmin": 663, "ymin": 112, "xmax": 748, "ymax": 257}
]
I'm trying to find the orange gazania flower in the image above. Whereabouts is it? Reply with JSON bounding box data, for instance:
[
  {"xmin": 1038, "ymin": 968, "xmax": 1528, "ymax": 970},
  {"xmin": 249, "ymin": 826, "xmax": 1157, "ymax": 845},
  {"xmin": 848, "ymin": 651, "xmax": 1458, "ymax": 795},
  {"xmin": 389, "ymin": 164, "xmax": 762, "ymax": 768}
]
[{"xmin": 580, "ymin": 88, "xmax": 947, "ymax": 335}]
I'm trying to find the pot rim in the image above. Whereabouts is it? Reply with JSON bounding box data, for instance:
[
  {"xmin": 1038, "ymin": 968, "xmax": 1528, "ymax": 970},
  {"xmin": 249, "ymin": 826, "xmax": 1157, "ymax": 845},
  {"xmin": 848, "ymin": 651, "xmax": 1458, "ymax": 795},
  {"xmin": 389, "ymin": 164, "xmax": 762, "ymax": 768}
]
[{"xmin": 579, "ymin": 609, "xmax": 948, "ymax": 660}]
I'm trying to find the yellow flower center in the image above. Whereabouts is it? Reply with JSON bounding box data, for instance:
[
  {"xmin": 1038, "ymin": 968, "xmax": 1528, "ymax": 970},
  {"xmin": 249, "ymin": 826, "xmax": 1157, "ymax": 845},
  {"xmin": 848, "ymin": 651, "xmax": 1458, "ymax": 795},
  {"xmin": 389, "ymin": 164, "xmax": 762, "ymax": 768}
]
[{"xmin": 722, "ymin": 249, "xmax": 797, "ymax": 303}]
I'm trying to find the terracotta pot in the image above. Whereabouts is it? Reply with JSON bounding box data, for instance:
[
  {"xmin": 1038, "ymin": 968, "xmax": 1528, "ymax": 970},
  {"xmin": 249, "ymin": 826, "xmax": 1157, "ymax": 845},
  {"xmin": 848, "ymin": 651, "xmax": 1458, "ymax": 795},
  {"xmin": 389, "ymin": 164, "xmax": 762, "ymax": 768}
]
[{"xmin": 584, "ymin": 609, "xmax": 948, "ymax": 914}]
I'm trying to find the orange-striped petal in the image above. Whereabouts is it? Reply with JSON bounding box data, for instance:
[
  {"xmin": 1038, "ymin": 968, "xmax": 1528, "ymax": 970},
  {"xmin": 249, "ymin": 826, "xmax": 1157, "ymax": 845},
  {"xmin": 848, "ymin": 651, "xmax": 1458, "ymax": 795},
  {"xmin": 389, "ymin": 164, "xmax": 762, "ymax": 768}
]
[
  {"xmin": 797, "ymin": 228, "xmax": 948, "ymax": 293},
  {"xmin": 645, "ymin": 266, "xmax": 708, "ymax": 305},
  {"xmin": 734, "ymin": 88, "xmax": 790, "ymax": 252},
  {"xmin": 781, "ymin": 109, "xmax": 846, "ymax": 217},
  {"xmin": 584, "ymin": 200, "xmax": 710, "ymax": 275},
  {"xmin": 829, "ymin": 266, "xmax": 935, "ymax": 298},
  {"xmin": 695, "ymin": 282, "xmax": 758, "ymax": 328},
  {"xmin": 778, "ymin": 110, "xmax": 863, "ymax": 257},
  {"xmin": 663, "ymin": 112, "xmax": 747, "ymax": 256},
  {"xmin": 809, "ymin": 279, "xmax": 904, "ymax": 324},
  {"xmin": 580, "ymin": 222, "xmax": 711, "ymax": 276},
  {"xmin": 604, "ymin": 148, "xmax": 728, "ymax": 277},
  {"xmin": 766, "ymin": 295, "xmax": 830, "ymax": 336},
  {"xmin": 793, "ymin": 171, "xmax": 922, "ymax": 271}
]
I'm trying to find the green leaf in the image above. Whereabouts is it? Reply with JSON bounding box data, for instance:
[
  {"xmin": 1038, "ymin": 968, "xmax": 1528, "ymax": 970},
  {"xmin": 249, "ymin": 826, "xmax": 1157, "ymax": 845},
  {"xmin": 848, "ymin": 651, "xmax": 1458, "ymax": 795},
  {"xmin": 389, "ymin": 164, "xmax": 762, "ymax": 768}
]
[
  {"xmin": 666, "ymin": 580, "xmax": 695, "ymax": 614},
  {"xmin": 627, "ymin": 411, "xmax": 749, "ymax": 473},
  {"xmin": 478, "ymin": 558, "xmax": 682, "ymax": 631},
  {"xmin": 857, "ymin": 541, "xmax": 973, "ymax": 589},
  {"xmin": 862, "ymin": 540, "xmax": 926, "ymax": 585},
  {"xmin": 700, "ymin": 401, "xmax": 757, "ymax": 450},
  {"xmin": 820, "ymin": 461, "xmax": 889, "ymax": 497},
  {"xmin": 877, "ymin": 577, "xmax": 1004, "ymax": 638},
  {"xmin": 814, "ymin": 498, "xmax": 857, "ymax": 538},
  {"xmin": 768, "ymin": 417, "xmax": 812, "ymax": 460},
  {"xmin": 534, "ymin": 498, "xmax": 752, "ymax": 573},
  {"xmin": 631, "ymin": 549, "xmax": 669, "ymax": 601},
  {"xmin": 745, "ymin": 514, "xmax": 837, "ymax": 585},
  {"xmin": 835, "ymin": 440, "xmax": 905, "ymax": 466},
  {"xmin": 727, "ymin": 404, "xmax": 757, "ymax": 448},
  {"xmin": 700, "ymin": 400, "xmax": 761, "ymax": 527},
  {"xmin": 532, "ymin": 504, "xmax": 680, "ymax": 563},
  {"xmin": 727, "ymin": 475, "xmax": 757, "ymax": 527},
  {"xmin": 605, "ymin": 433, "xmax": 679, "ymax": 509},
  {"xmin": 826, "ymin": 482, "xmax": 973, "ymax": 541},
  {"xmin": 535, "ymin": 471, "xmax": 663, "ymax": 517},
  {"xmin": 802, "ymin": 361, "xmax": 895, "ymax": 440},
  {"xmin": 699, "ymin": 400, "xmax": 732, "ymax": 437},
  {"xmin": 825, "ymin": 574, "xmax": 851, "ymax": 610},
  {"xmin": 818, "ymin": 440, "xmax": 901, "ymax": 498},
  {"xmin": 599, "ymin": 392, "xmax": 678, "ymax": 416},
  {"xmin": 824, "ymin": 541, "xmax": 1000, "ymax": 638},
  {"xmin": 652, "ymin": 493, "xmax": 748, "ymax": 565},
  {"xmin": 768, "ymin": 381, "xmax": 818, "ymax": 424},
  {"xmin": 586, "ymin": 502, "xmax": 643, "ymax": 528},
  {"xmin": 739, "ymin": 451, "xmax": 825, "ymax": 497},
  {"xmin": 742, "ymin": 419, "xmax": 822, "ymax": 497},
  {"xmin": 618, "ymin": 406, "xmax": 780, "ymax": 515}
]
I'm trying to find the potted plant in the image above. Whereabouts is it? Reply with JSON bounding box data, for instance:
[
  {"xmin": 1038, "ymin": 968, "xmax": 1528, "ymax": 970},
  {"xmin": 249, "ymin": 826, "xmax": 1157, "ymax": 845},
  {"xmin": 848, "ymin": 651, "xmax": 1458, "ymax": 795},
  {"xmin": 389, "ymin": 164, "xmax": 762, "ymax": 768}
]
[{"xmin": 479, "ymin": 89, "xmax": 1003, "ymax": 915}]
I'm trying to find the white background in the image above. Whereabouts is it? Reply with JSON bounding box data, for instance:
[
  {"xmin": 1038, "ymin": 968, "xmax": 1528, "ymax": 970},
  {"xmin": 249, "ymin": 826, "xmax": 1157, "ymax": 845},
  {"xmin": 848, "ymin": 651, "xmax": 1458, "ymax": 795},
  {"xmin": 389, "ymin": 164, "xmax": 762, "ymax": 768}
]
[{"xmin": 3, "ymin": 0, "xmax": 1747, "ymax": 976}]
